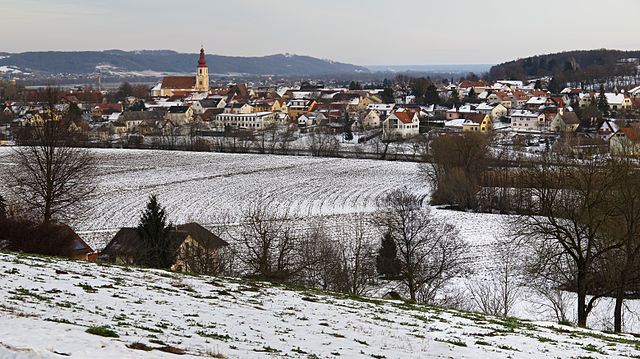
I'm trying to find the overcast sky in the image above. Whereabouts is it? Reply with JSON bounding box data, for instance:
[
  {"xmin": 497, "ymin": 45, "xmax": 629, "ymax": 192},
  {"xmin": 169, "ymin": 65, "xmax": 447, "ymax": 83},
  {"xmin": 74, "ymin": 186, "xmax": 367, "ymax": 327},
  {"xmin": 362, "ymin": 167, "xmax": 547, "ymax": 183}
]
[{"xmin": 1, "ymin": 0, "xmax": 639, "ymax": 66}]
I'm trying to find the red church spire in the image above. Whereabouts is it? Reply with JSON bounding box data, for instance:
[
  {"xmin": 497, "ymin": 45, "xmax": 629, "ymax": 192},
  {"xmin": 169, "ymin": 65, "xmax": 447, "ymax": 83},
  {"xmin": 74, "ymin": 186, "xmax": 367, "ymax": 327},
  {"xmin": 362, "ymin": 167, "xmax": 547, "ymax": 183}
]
[{"xmin": 197, "ymin": 46, "xmax": 207, "ymax": 68}]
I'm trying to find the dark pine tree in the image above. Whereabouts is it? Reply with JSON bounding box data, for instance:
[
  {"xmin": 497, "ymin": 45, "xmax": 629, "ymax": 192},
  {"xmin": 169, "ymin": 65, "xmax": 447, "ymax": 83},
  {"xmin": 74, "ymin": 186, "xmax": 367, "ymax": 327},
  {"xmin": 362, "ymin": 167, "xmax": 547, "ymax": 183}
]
[
  {"xmin": 380, "ymin": 87, "xmax": 395, "ymax": 103},
  {"xmin": 349, "ymin": 81, "xmax": 362, "ymax": 90},
  {"xmin": 376, "ymin": 231, "xmax": 401, "ymax": 279},
  {"xmin": 425, "ymin": 84, "xmax": 441, "ymax": 105},
  {"xmin": 0, "ymin": 193, "xmax": 6, "ymax": 219},
  {"xmin": 343, "ymin": 111, "xmax": 353, "ymax": 141},
  {"xmin": 597, "ymin": 85, "xmax": 609, "ymax": 116},
  {"xmin": 137, "ymin": 195, "xmax": 173, "ymax": 268},
  {"xmin": 534, "ymin": 79, "xmax": 542, "ymax": 90}
]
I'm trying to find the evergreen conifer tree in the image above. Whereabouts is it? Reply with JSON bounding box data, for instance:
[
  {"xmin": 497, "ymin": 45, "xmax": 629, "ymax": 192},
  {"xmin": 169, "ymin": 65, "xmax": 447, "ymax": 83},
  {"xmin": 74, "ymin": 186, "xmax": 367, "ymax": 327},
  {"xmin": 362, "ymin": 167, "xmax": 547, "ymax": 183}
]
[
  {"xmin": 425, "ymin": 84, "xmax": 441, "ymax": 105},
  {"xmin": 137, "ymin": 195, "xmax": 173, "ymax": 268},
  {"xmin": 597, "ymin": 85, "xmax": 609, "ymax": 116},
  {"xmin": 376, "ymin": 231, "xmax": 401, "ymax": 279},
  {"xmin": 0, "ymin": 193, "xmax": 6, "ymax": 219}
]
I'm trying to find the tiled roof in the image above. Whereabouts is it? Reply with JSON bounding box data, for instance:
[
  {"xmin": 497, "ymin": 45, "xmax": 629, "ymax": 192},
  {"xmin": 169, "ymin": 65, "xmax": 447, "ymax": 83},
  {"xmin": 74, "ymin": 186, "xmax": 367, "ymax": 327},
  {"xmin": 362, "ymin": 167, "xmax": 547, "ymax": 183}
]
[{"xmin": 161, "ymin": 76, "xmax": 196, "ymax": 90}]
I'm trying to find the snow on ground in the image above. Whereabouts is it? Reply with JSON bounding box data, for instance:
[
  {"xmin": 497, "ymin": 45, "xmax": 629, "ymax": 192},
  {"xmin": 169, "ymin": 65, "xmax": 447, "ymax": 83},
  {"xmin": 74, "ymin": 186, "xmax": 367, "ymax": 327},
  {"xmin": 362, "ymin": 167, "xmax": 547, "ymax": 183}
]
[
  {"xmin": 2, "ymin": 252, "xmax": 640, "ymax": 358},
  {"xmin": 0, "ymin": 148, "xmax": 429, "ymax": 250},
  {"xmin": 1, "ymin": 147, "xmax": 639, "ymax": 333}
]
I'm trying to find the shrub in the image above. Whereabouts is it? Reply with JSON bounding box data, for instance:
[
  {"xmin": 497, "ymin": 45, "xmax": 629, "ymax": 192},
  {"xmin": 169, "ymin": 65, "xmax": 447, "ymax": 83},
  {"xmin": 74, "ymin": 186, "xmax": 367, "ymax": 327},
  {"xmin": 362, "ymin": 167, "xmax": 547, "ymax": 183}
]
[{"xmin": 86, "ymin": 326, "xmax": 119, "ymax": 338}]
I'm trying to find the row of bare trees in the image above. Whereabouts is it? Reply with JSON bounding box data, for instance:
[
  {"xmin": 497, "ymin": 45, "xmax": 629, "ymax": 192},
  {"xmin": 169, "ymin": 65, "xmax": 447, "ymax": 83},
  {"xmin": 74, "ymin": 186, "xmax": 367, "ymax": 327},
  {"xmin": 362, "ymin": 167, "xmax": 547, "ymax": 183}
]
[{"xmin": 211, "ymin": 189, "xmax": 467, "ymax": 302}]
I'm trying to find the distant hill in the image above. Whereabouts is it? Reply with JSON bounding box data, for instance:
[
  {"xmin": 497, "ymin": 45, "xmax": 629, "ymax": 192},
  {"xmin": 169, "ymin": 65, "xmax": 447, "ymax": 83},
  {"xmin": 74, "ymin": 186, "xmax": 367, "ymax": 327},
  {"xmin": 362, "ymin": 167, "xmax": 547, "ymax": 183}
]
[
  {"xmin": 0, "ymin": 50, "xmax": 369, "ymax": 76},
  {"xmin": 489, "ymin": 49, "xmax": 640, "ymax": 81},
  {"xmin": 368, "ymin": 64, "xmax": 492, "ymax": 74}
]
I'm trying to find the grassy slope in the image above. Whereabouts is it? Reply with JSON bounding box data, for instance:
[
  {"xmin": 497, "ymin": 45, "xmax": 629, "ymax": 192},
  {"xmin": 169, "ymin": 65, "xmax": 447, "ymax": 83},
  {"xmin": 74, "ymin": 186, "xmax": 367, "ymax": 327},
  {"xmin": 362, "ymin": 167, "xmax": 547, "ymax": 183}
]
[{"xmin": 0, "ymin": 252, "xmax": 639, "ymax": 359}]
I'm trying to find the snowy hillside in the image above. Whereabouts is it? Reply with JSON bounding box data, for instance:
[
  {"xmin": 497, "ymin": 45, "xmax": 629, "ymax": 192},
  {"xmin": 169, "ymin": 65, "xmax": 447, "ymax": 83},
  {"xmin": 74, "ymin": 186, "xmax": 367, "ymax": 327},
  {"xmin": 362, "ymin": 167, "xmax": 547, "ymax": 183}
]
[{"xmin": 1, "ymin": 252, "xmax": 639, "ymax": 358}]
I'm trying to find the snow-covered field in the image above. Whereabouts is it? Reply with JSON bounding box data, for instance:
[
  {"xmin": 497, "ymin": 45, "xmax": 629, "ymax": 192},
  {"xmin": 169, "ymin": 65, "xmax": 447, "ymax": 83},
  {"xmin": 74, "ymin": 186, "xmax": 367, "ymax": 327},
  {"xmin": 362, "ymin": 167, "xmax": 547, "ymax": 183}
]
[
  {"xmin": 2, "ymin": 252, "xmax": 640, "ymax": 359},
  {"xmin": 0, "ymin": 148, "xmax": 430, "ymax": 249},
  {"xmin": 1, "ymin": 147, "xmax": 639, "ymax": 334}
]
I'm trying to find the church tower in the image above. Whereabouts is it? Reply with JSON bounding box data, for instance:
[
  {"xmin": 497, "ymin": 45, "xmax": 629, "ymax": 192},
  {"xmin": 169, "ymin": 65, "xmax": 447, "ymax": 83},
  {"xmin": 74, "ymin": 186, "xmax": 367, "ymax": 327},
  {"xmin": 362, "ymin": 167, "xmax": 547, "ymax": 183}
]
[{"xmin": 195, "ymin": 46, "xmax": 209, "ymax": 92}]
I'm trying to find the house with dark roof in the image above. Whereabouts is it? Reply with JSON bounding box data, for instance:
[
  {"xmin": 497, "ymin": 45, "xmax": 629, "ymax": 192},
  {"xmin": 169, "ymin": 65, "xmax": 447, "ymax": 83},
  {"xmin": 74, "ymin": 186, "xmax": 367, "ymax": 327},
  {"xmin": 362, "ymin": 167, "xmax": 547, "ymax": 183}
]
[
  {"xmin": 99, "ymin": 222, "xmax": 229, "ymax": 273},
  {"xmin": 462, "ymin": 113, "xmax": 492, "ymax": 133},
  {"xmin": 550, "ymin": 112, "xmax": 580, "ymax": 133}
]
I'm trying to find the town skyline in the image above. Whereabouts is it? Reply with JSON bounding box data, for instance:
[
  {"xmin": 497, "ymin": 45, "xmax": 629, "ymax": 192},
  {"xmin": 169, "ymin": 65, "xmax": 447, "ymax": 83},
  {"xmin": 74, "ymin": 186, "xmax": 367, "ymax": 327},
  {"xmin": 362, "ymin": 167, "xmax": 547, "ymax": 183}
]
[{"xmin": 2, "ymin": 0, "xmax": 639, "ymax": 66}]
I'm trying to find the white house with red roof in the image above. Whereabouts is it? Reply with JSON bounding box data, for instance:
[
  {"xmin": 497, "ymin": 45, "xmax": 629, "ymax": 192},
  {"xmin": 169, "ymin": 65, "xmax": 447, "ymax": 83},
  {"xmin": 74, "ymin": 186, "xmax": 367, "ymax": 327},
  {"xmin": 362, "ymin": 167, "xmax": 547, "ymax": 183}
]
[{"xmin": 382, "ymin": 111, "xmax": 420, "ymax": 139}]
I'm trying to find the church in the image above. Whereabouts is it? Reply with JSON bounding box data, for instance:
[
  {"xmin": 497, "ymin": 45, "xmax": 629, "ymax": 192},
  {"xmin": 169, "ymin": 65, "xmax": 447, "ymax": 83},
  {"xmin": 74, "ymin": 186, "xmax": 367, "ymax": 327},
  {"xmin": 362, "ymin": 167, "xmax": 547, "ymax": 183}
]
[{"xmin": 151, "ymin": 47, "xmax": 210, "ymax": 97}]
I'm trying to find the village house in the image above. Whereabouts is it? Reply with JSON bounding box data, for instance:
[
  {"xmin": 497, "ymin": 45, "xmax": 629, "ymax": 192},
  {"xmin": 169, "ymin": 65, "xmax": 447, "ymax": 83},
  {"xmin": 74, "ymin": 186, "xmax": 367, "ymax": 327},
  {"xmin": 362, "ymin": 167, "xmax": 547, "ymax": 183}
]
[
  {"xmin": 99, "ymin": 223, "xmax": 228, "ymax": 273},
  {"xmin": 510, "ymin": 110, "xmax": 547, "ymax": 131},
  {"xmin": 610, "ymin": 128, "xmax": 640, "ymax": 156},
  {"xmin": 288, "ymin": 99, "xmax": 317, "ymax": 118},
  {"xmin": 487, "ymin": 92, "xmax": 512, "ymax": 109},
  {"xmin": 224, "ymin": 102, "xmax": 254, "ymax": 114},
  {"xmin": 361, "ymin": 110, "xmax": 381, "ymax": 129},
  {"xmin": 382, "ymin": 111, "xmax": 420, "ymax": 139},
  {"xmin": 550, "ymin": 112, "xmax": 580, "ymax": 133},
  {"xmin": 366, "ymin": 103, "xmax": 395, "ymax": 117},
  {"xmin": 215, "ymin": 112, "xmax": 278, "ymax": 130},
  {"xmin": 167, "ymin": 106, "xmax": 194, "ymax": 125},
  {"xmin": 461, "ymin": 113, "xmax": 492, "ymax": 133},
  {"xmin": 605, "ymin": 93, "xmax": 633, "ymax": 111},
  {"xmin": 475, "ymin": 103, "xmax": 508, "ymax": 121},
  {"xmin": 525, "ymin": 97, "xmax": 550, "ymax": 111}
]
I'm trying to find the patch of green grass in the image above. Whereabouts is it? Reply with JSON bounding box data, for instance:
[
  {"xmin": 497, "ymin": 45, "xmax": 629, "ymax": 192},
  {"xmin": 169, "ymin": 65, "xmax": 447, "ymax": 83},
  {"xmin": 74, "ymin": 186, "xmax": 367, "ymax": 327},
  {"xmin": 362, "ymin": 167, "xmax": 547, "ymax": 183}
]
[
  {"xmin": 77, "ymin": 283, "xmax": 97, "ymax": 293},
  {"xmin": 582, "ymin": 344, "xmax": 606, "ymax": 355},
  {"xmin": 435, "ymin": 338, "xmax": 467, "ymax": 347},
  {"xmin": 475, "ymin": 340, "xmax": 491, "ymax": 346},
  {"xmin": 11, "ymin": 288, "xmax": 50, "ymax": 302},
  {"xmin": 498, "ymin": 344, "xmax": 519, "ymax": 351},
  {"xmin": 134, "ymin": 325, "xmax": 163, "ymax": 334},
  {"xmin": 370, "ymin": 354, "xmax": 386, "ymax": 359},
  {"xmin": 45, "ymin": 317, "xmax": 73, "ymax": 325},
  {"xmin": 196, "ymin": 331, "xmax": 232, "ymax": 341},
  {"xmin": 254, "ymin": 345, "xmax": 281, "ymax": 353},
  {"xmin": 127, "ymin": 342, "xmax": 152, "ymax": 351},
  {"xmin": 536, "ymin": 336, "xmax": 557, "ymax": 344},
  {"xmin": 292, "ymin": 347, "xmax": 307, "ymax": 354},
  {"xmin": 86, "ymin": 326, "xmax": 119, "ymax": 338}
]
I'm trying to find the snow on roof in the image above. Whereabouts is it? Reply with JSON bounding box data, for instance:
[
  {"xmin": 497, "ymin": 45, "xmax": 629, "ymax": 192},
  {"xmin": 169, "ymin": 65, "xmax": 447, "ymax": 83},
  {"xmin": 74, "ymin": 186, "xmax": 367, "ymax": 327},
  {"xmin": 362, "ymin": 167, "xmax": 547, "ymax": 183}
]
[
  {"xmin": 497, "ymin": 80, "xmax": 523, "ymax": 87},
  {"xmin": 510, "ymin": 110, "xmax": 540, "ymax": 117},
  {"xmin": 475, "ymin": 103, "xmax": 495, "ymax": 111},
  {"xmin": 605, "ymin": 93, "xmax": 626, "ymax": 105},
  {"xmin": 526, "ymin": 97, "xmax": 547, "ymax": 104},
  {"xmin": 444, "ymin": 118, "xmax": 469, "ymax": 128}
]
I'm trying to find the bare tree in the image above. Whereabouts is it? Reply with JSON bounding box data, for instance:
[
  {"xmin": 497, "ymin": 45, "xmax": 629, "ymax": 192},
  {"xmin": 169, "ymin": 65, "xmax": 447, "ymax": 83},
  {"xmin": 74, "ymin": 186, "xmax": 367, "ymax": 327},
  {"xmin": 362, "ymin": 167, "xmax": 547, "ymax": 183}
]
[
  {"xmin": 467, "ymin": 239, "xmax": 522, "ymax": 317},
  {"xmin": 277, "ymin": 123, "xmax": 298, "ymax": 155},
  {"xmin": 9, "ymin": 89, "xmax": 96, "ymax": 223},
  {"xmin": 596, "ymin": 156, "xmax": 640, "ymax": 332},
  {"xmin": 232, "ymin": 197, "xmax": 309, "ymax": 282},
  {"xmin": 309, "ymin": 128, "xmax": 340, "ymax": 157},
  {"xmin": 301, "ymin": 216, "xmax": 376, "ymax": 295},
  {"xmin": 338, "ymin": 215, "xmax": 377, "ymax": 295},
  {"xmin": 377, "ymin": 188, "xmax": 467, "ymax": 302},
  {"xmin": 513, "ymin": 153, "xmax": 618, "ymax": 327}
]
